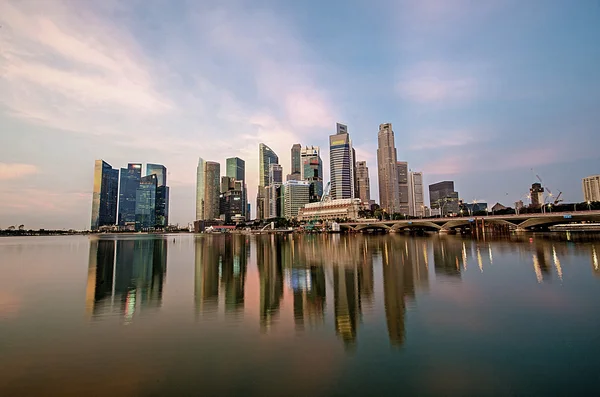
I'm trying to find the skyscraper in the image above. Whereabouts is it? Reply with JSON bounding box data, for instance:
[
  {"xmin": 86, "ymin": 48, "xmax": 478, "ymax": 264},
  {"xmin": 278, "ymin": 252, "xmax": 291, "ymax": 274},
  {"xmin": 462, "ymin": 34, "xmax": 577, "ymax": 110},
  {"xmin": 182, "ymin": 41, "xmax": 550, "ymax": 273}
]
[
  {"xmin": 220, "ymin": 177, "xmax": 244, "ymax": 223},
  {"xmin": 429, "ymin": 181, "xmax": 459, "ymax": 216},
  {"xmin": 147, "ymin": 164, "xmax": 169, "ymax": 228},
  {"xmin": 408, "ymin": 171, "xmax": 424, "ymax": 217},
  {"xmin": 356, "ymin": 161, "xmax": 370, "ymax": 203},
  {"xmin": 204, "ymin": 161, "xmax": 221, "ymax": 220},
  {"xmin": 196, "ymin": 158, "xmax": 205, "ymax": 220},
  {"xmin": 91, "ymin": 160, "xmax": 119, "ymax": 230},
  {"xmin": 135, "ymin": 174, "xmax": 157, "ymax": 230},
  {"xmin": 269, "ymin": 163, "xmax": 283, "ymax": 185},
  {"xmin": 583, "ymin": 175, "xmax": 600, "ymax": 202},
  {"xmin": 257, "ymin": 143, "xmax": 279, "ymax": 220},
  {"xmin": 118, "ymin": 163, "xmax": 142, "ymax": 227},
  {"xmin": 290, "ymin": 143, "xmax": 302, "ymax": 179},
  {"xmin": 329, "ymin": 123, "xmax": 355, "ymax": 200},
  {"xmin": 397, "ymin": 161, "xmax": 410, "ymax": 215},
  {"xmin": 377, "ymin": 123, "xmax": 400, "ymax": 214},
  {"xmin": 300, "ymin": 146, "xmax": 323, "ymax": 202},
  {"xmin": 226, "ymin": 157, "xmax": 246, "ymax": 218},
  {"xmin": 283, "ymin": 180, "xmax": 310, "ymax": 219}
]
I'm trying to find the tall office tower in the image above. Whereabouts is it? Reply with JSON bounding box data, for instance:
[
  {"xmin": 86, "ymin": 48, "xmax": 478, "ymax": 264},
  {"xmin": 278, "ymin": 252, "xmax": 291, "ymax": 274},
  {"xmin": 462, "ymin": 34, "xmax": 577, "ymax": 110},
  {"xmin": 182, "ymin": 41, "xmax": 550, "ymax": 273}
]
[
  {"xmin": 300, "ymin": 146, "xmax": 323, "ymax": 202},
  {"xmin": 226, "ymin": 157, "xmax": 247, "ymax": 219},
  {"xmin": 291, "ymin": 143, "xmax": 302, "ymax": 177},
  {"xmin": 91, "ymin": 160, "xmax": 119, "ymax": 230},
  {"xmin": 353, "ymin": 148, "xmax": 358, "ymax": 199},
  {"xmin": 283, "ymin": 180, "xmax": 310, "ymax": 219},
  {"xmin": 265, "ymin": 184, "xmax": 283, "ymax": 219},
  {"xmin": 329, "ymin": 123, "xmax": 355, "ymax": 200},
  {"xmin": 408, "ymin": 171, "xmax": 424, "ymax": 217},
  {"xmin": 583, "ymin": 175, "xmax": 600, "ymax": 202},
  {"xmin": 118, "ymin": 163, "xmax": 142, "ymax": 227},
  {"xmin": 269, "ymin": 163, "xmax": 283, "ymax": 185},
  {"xmin": 377, "ymin": 123, "xmax": 400, "ymax": 214},
  {"xmin": 196, "ymin": 158, "xmax": 205, "ymax": 220},
  {"xmin": 146, "ymin": 164, "xmax": 167, "ymax": 187},
  {"xmin": 257, "ymin": 143, "xmax": 279, "ymax": 220},
  {"xmin": 147, "ymin": 163, "xmax": 169, "ymax": 228},
  {"xmin": 355, "ymin": 161, "xmax": 371, "ymax": 203},
  {"xmin": 219, "ymin": 176, "xmax": 244, "ymax": 223},
  {"xmin": 135, "ymin": 174, "xmax": 157, "ymax": 230},
  {"xmin": 429, "ymin": 181, "xmax": 459, "ymax": 216},
  {"xmin": 204, "ymin": 161, "xmax": 221, "ymax": 220},
  {"xmin": 397, "ymin": 161, "xmax": 410, "ymax": 215}
]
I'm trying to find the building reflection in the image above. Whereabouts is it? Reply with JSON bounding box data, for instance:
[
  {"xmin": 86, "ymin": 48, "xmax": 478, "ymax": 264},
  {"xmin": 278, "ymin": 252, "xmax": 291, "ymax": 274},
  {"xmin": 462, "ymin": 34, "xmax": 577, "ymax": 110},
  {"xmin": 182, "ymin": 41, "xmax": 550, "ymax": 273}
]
[
  {"xmin": 290, "ymin": 265, "xmax": 326, "ymax": 330},
  {"xmin": 433, "ymin": 237, "xmax": 462, "ymax": 278},
  {"xmin": 86, "ymin": 237, "xmax": 167, "ymax": 320},
  {"xmin": 194, "ymin": 235, "xmax": 248, "ymax": 316},
  {"xmin": 256, "ymin": 235, "xmax": 284, "ymax": 331},
  {"xmin": 334, "ymin": 265, "xmax": 361, "ymax": 349}
]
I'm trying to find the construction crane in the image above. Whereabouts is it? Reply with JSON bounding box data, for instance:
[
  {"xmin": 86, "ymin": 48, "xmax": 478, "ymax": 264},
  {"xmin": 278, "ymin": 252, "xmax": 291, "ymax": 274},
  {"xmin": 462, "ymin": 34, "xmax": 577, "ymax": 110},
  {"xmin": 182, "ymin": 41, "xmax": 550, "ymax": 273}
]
[
  {"xmin": 553, "ymin": 191, "xmax": 563, "ymax": 205},
  {"xmin": 532, "ymin": 169, "xmax": 562, "ymax": 205}
]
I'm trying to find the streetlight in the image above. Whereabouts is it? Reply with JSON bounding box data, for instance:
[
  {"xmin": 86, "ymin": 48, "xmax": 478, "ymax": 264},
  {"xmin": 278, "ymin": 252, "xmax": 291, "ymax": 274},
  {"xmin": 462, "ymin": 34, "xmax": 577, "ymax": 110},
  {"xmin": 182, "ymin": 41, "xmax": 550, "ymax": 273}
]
[
  {"xmin": 588, "ymin": 201, "xmax": 592, "ymax": 211},
  {"xmin": 548, "ymin": 203, "xmax": 552, "ymax": 213}
]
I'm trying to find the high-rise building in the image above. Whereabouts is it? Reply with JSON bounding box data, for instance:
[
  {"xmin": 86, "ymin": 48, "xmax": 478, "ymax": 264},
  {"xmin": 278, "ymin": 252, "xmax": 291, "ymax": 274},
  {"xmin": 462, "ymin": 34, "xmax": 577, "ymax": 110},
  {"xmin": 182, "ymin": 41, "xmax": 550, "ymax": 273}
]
[
  {"xmin": 220, "ymin": 176, "xmax": 244, "ymax": 223},
  {"xmin": 397, "ymin": 161, "xmax": 410, "ymax": 215},
  {"xmin": 291, "ymin": 143, "xmax": 301, "ymax": 177},
  {"xmin": 356, "ymin": 161, "xmax": 371, "ymax": 203},
  {"xmin": 283, "ymin": 180, "xmax": 310, "ymax": 219},
  {"xmin": 377, "ymin": 123, "xmax": 400, "ymax": 214},
  {"xmin": 269, "ymin": 163, "xmax": 283, "ymax": 185},
  {"xmin": 91, "ymin": 160, "xmax": 119, "ymax": 230},
  {"xmin": 429, "ymin": 181, "xmax": 459, "ymax": 216},
  {"xmin": 147, "ymin": 164, "xmax": 169, "ymax": 228},
  {"xmin": 204, "ymin": 161, "xmax": 221, "ymax": 220},
  {"xmin": 582, "ymin": 175, "xmax": 600, "ymax": 202},
  {"xmin": 257, "ymin": 143, "xmax": 279, "ymax": 220},
  {"xmin": 226, "ymin": 157, "xmax": 246, "ymax": 219},
  {"xmin": 196, "ymin": 158, "xmax": 205, "ymax": 220},
  {"xmin": 301, "ymin": 146, "xmax": 323, "ymax": 202},
  {"xmin": 118, "ymin": 163, "xmax": 142, "ymax": 227},
  {"xmin": 135, "ymin": 174, "xmax": 157, "ymax": 230},
  {"xmin": 408, "ymin": 171, "xmax": 424, "ymax": 217},
  {"xmin": 353, "ymin": 148, "xmax": 358, "ymax": 200},
  {"xmin": 265, "ymin": 184, "xmax": 283, "ymax": 219},
  {"xmin": 529, "ymin": 183, "xmax": 544, "ymax": 207},
  {"xmin": 146, "ymin": 163, "xmax": 167, "ymax": 187},
  {"xmin": 329, "ymin": 123, "xmax": 355, "ymax": 200}
]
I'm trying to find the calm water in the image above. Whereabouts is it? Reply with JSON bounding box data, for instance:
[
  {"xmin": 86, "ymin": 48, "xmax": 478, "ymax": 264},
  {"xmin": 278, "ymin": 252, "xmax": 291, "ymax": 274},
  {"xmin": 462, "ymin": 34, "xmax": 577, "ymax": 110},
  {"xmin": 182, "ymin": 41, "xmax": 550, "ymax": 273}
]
[{"xmin": 1, "ymin": 233, "xmax": 599, "ymax": 396}]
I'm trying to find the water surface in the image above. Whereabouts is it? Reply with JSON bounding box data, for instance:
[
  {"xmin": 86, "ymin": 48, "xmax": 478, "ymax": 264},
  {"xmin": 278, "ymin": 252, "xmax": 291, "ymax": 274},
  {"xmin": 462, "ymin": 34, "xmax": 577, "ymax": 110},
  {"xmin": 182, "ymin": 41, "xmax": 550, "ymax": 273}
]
[{"xmin": 1, "ymin": 233, "xmax": 599, "ymax": 396}]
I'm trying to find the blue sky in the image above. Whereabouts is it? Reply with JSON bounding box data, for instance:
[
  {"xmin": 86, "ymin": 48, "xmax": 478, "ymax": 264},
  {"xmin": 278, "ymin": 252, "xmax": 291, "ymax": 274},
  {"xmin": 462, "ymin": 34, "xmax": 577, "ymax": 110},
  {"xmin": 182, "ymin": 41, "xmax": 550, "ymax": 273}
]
[{"xmin": 1, "ymin": 0, "xmax": 599, "ymax": 229}]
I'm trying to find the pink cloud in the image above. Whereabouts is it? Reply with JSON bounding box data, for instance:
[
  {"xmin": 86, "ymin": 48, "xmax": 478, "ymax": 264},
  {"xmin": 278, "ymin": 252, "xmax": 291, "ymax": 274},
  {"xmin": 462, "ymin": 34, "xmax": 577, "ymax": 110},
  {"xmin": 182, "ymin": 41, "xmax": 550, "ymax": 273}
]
[{"xmin": 0, "ymin": 163, "xmax": 38, "ymax": 180}]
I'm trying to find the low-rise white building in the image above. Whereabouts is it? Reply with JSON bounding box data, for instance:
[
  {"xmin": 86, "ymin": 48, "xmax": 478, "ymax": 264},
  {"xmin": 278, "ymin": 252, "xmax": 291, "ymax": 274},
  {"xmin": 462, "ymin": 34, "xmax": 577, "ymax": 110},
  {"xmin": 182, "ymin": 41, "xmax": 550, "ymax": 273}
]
[{"xmin": 298, "ymin": 198, "xmax": 362, "ymax": 222}]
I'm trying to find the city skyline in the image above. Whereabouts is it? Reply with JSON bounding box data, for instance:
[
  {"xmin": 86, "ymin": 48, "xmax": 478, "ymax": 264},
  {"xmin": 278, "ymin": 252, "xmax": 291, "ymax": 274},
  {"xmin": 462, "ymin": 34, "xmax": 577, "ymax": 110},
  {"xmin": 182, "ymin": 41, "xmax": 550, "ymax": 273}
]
[{"xmin": 1, "ymin": 0, "xmax": 599, "ymax": 229}]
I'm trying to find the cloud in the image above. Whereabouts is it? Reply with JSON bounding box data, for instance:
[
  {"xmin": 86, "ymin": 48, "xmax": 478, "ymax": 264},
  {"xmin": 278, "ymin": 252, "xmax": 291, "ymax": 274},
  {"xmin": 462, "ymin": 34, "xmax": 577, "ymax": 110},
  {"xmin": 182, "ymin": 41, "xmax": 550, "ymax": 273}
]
[
  {"xmin": 408, "ymin": 129, "xmax": 488, "ymax": 150},
  {"xmin": 0, "ymin": 163, "xmax": 38, "ymax": 180}
]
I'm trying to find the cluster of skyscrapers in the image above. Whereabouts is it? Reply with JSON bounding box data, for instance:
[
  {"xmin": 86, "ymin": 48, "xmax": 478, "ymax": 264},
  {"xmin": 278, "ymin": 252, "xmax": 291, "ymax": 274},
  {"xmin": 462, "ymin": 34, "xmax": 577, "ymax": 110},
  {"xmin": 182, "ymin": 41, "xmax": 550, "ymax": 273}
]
[{"xmin": 91, "ymin": 160, "xmax": 170, "ymax": 231}]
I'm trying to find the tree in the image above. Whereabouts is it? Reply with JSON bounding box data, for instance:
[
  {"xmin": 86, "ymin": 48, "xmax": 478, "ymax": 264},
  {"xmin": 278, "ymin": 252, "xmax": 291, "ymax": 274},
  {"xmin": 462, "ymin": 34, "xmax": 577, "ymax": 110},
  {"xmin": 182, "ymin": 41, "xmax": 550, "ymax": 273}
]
[{"xmin": 18, "ymin": 224, "xmax": 25, "ymax": 231}]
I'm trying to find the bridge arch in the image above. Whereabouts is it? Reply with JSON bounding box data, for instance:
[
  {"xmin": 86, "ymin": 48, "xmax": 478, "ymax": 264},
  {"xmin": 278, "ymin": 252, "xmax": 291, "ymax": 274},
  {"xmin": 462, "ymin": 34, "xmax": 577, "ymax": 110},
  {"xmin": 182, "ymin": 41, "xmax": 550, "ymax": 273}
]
[
  {"xmin": 354, "ymin": 223, "xmax": 392, "ymax": 232},
  {"xmin": 390, "ymin": 221, "xmax": 442, "ymax": 231}
]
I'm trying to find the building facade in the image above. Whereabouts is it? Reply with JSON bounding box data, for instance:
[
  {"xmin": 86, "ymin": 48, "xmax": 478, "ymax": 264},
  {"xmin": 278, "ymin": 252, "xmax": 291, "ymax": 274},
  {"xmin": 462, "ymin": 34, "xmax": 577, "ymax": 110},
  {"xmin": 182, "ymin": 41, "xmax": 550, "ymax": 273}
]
[
  {"xmin": 147, "ymin": 163, "xmax": 169, "ymax": 227},
  {"xmin": 298, "ymin": 198, "xmax": 362, "ymax": 222},
  {"xmin": 408, "ymin": 171, "xmax": 424, "ymax": 218},
  {"xmin": 283, "ymin": 180, "xmax": 310, "ymax": 219},
  {"xmin": 529, "ymin": 183, "xmax": 544, "ymax": 207},
  {"xmin": 135, "ymin": 174, "xmax": 157, "ymax": 230},
  {"xmin": 91, "ymin": 160, "xmax": 119, "ymax": 230},
  {"xmin": 377, "ymin": 123, "xmax": 400, "ymax": 214},
  {"xmin": 329, "ymin": 123, "xmax": 355, "ymax": 200},
  {"xmin": 204, "ymin": 161, "xmax": 221, "ymax": 220},
  {"xmin": 226, "ymin": 157, "xmax": 247, "ymax": 219},
  {"xmin": 220, "ymin": 177, "xmax": 245, "ymax": 223},
  {"xmin": 118, "ymin": 163, "xmax": 142, "ymax": 227},
  {"xmin": 257, "ymin": 143, "xmax": 279, "ymax": 220},
  {"xmin": 429, "ymin": 181, "xmax": 459, "ymax": 216},
  {"xmin": 397, "ymin": 161, "xmax": 409, "ymax": 215},
  {"xmin": 583, "ymin": 175, "xmax": 600, "ymax": 202},
  {"xmin": 355, "ymin": 161, "xmax": 370, "ymax": 203},
  {"xmin": 290, "ymin": 143, "xmax": 302, "ymax": 179},
  {"xmin": 146, "ymin": 163, "xmax": 167, "ymax": 187},
  {"xmin": 196, "ymin": 158, "xmax": 205, "ymax": 220},
  {"xmin": 301, "ymin": 145, "xmax": 323, "ymax": 202}
]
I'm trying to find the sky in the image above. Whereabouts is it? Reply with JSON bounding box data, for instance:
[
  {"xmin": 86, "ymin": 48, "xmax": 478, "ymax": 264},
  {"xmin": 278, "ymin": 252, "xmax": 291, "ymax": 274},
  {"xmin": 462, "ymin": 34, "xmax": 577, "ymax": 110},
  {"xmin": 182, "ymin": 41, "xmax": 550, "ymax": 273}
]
[{"xmin": 1, "ymin": 0, "xmax": 599, "ymax": 230}]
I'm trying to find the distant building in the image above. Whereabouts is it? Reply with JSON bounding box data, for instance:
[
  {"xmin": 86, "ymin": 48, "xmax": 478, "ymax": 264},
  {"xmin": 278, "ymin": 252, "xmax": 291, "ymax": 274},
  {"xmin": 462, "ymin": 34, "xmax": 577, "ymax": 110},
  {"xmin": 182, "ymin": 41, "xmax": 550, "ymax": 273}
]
[
  {"xmin": 355, "ymin": 161, "xmax": 371, "ymax": 203},
  {"xmin": 492, "ymin": 203, "xmax": 507, "ymax": 212},
  {"xmin": 283, "ymin": 180, "xmax": 310, "ymax": 219},
  {"xmin": 226, "ymin": 157, "xmax": 247, "ymax": 219},
  {"xmin": 377, "ymin": 123, "xmax": 400, "ymax": 214},
  {"xmin": 265, "ymin": 184, "xmax": 283, "ymax": 219},
  {"xmin": 397, "ymin": 161, "xmax": 409, "ymax": 215},
  {"xmin": 118, "ymin": 163, "xmax": 142, "ymax": 227},
  {"xmin": 220, "ymin": 176, "xmax": 244, "ymax": 223},
  {"xmin": 269, "ymin": 163, "xmax": 283, "ymax": 185},
  {"xmin": 330, "ymin": 123, "xmax": 355, "ymax": 200},
  {"xmin": 290, "ymin": 143, "xmax": 302, "ymax": 179},
  {"xmin": 408, "ymin": 171, "xmax": 424, "ymax": 217},
  {"xmin": 204, "ymin": 161, "xmax": 221, "ymax": 220},
  {"xmin": 147, "ymin": 163, "xmax": 169, "ymax": 228},
  {"xmin": 301, "ymin": 146, "xmax": 323, "ymax": 202},
  {"xmin": 257, "ymin": 143, "xmax": 279, "ymax": 220},
  {"xmin": 529, "ymin": 183, "xmax": 544, "ymax": 207},
  {"xmin": 429, "ymin": 181, "xmax": 459, "ymax": 216},
  {"xmin": 298, "ymin": 198, "xmax": 362, "ymax": 222},
  {"xmin": 196, "ymin": 158, "xmax": 205, "ymax": 220},
  {"xmin": 91, "ymin": 160, "xmax": 119, "ymax": 230},
  {"xmin": 583, "ymin": 175, "xmax": 600, "ymax": 202},
  {"xmin": 135, "ymin": 174, "xmax": 157, "ymax": 230},
  {"xmin": 146, "ymin": 163, "xmax": 167, "ymax": 187},
  {"xmin": 464, "ymin": 202, "xmax": 488, "ymax": 214},
  {"xmin": 286, "ymin": 173, "xmax": 302, "ymax": 181}
]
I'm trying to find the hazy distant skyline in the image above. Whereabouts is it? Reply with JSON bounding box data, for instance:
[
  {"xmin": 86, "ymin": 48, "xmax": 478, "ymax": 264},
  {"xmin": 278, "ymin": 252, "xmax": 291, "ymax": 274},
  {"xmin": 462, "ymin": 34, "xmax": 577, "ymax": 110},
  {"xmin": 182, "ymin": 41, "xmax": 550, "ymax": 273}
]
[{"xmin": 1, "ymin": 0, "xmax": 599, "ymax": 229}]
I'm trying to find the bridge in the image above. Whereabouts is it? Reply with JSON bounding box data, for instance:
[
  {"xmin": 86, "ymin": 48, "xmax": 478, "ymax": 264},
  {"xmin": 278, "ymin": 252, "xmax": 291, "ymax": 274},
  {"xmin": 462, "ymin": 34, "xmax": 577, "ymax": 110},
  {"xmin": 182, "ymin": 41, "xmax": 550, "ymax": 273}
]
[{"xmin": 339, "ymin": 210, "xmax": 600, "ymax": 232}]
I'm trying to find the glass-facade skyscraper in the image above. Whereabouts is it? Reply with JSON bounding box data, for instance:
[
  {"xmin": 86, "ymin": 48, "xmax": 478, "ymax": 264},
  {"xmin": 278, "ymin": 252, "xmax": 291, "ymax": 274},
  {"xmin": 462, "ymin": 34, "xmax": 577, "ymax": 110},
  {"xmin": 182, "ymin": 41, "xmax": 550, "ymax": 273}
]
[
  {"xmin": 91, "ymin": 160, "xmax": 119, "ymax": 230},
  {"xmin": 300, "ymin": 146, "xmax": 323, "ymax": 202},
  {"xmin": 118, "ymin": 163, "xmax": 142, "ymax": 227},
  {"xmin": 135, "ymin": 174, "xmax": 157, "ymax": 230},
  {"xmin": 226, "ymin": 157, "xmax": 247, "ymax": 219},
  {"xmin": 146, "ymin": 164, "xmax": 169, "ymax": 228},
  {"xmin": 257, "ymin": 143, "xmax": 279, "ymax": 220},
  {"xmin": 146, "ymin": 164, "xmax": 167, "ymax": 187},
  {"xmin": 329, "ymin": 123, "xmax": 355, "ymax": 200}
]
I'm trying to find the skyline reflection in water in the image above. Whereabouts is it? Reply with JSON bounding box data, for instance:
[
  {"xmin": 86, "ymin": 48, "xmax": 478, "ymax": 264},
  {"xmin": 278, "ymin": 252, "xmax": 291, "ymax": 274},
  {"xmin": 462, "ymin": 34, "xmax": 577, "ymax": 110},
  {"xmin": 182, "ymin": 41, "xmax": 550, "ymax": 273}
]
[{"xmin": 1, "ymin": 233, "xmax": 600, "ymax": 396}]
